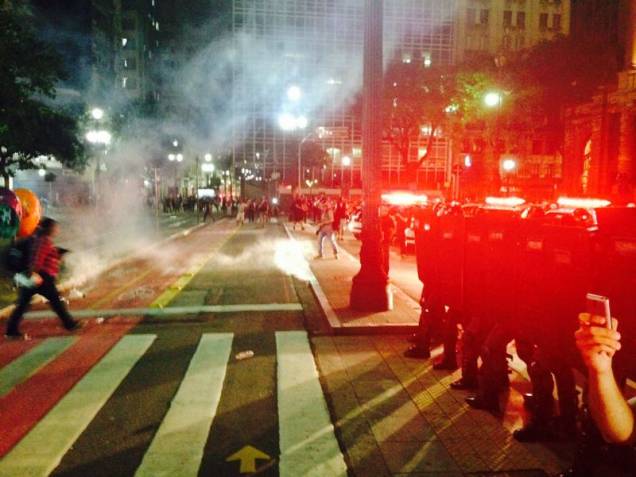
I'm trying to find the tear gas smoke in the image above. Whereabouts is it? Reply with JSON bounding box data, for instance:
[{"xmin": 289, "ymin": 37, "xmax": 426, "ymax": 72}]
[{"xmin": 31, "ymin": 1, "xmax": 455, "ymax": 285}]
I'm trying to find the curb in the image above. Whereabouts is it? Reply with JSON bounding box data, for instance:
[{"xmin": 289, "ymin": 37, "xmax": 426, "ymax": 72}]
[
  {"xmin": 282, "ymin": 222, "xmax": 418, "ymax": 335},
  {"xmin": 0, "ymin": 218, "xmax": 212, "ymax": 320}
]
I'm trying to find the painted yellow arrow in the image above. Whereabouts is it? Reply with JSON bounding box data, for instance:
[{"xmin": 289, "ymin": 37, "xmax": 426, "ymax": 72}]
[{"xmin": 226, "ymin": 445, "xmax": 271, "ymax": 474}]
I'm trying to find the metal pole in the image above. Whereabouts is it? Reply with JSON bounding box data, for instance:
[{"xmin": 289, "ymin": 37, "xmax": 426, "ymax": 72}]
[
  {"xmin": 350, "ymin": 0, "xmax": 389, "ymax": 311},
  {"xmin": 195, "ymin": 156, "xmax": 200, "ymax": 224},
  {"xmin": 298, "ymin": 141, "xmax": 302, "ymax": 194}
]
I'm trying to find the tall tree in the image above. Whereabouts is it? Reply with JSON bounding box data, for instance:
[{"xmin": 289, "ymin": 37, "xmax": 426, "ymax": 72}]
[
  {"xmin": 383, "ymin": 62, "xmax": 456, "ymax": 181},
  {"xmin": 0, "ymin": 9, "xmax": 86, "ymax": 186}
]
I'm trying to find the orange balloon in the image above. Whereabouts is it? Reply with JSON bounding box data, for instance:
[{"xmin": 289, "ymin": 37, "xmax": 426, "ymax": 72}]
[{"xmin": 15, "ymin": 189, "xmax": 42, "ymax": 238}]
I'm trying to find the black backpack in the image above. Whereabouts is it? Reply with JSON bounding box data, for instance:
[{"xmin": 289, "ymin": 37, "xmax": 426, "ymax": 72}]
[{"xmin": 5, "ymin": 237, "xmax": 35, "ymax": 274}]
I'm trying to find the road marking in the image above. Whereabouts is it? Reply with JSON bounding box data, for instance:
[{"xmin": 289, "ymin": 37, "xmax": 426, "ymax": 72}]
[
  {"xmin": 226, "ymin": 445, "xmax": 271, "ymax": 474},
  {"xmin": 134, "ymin": 333, "xmax": 233, "ymax": 477},
  {"xmin": 151, "ymin": 226, "xmax": 240, "ymax": 309},
  {"xmin": 25, "ymin": 303, "xmax": 303, "ymax": 320},
  {"xmin": 0, "ymin": 337, "xmax": 75, "ymax": 397},
  {"xmin": 276, "ymin": 331, "xmax": 348, "ymax": 477},
  {"xmin": 0, "ymin": 334, "xmax": 155, "ymax": 477}
]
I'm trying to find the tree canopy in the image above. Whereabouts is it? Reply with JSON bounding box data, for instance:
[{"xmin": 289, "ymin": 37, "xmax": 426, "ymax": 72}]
[{"xmin": 0, "ymin": 9, "xmax": 86, "ymax": 185}]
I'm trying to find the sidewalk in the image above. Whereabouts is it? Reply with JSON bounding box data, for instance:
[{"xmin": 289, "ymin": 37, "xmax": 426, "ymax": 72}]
[
  {"xmin": 287, "ymin": 224, "xmax": 574, "ymax": 475},
  {"xmin": 285, "ymin": 224, "xmax": 420, "ymax": 333}
]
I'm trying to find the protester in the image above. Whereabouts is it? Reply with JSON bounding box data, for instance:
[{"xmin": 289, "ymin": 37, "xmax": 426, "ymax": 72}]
[
  {"xmin": 5, "ymin": 218, "xmax": 80, "ymax": 340},
  {"xmin": 258, "ymin": 196, "xmax": 270, "ymax": 227},
  {"xmin": 379, "ymin": 204, "xmax": 396, "ymax": 275},
  {"xmin": 236, "ymin": 200, "xmax": 246, "ymax": 225},
  {"xmin": 314, "ymin": 200, "xmax": 338, "ymax": 259},
  {"xmin": 334, "ymin": 197, "xmax": 348, "ymax": 241}
]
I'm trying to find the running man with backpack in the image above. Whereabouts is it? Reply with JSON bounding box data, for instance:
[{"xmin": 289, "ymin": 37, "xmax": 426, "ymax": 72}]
[{"xmin": 5, "ymin": 217, "xmax": 80, "ymax": 340}]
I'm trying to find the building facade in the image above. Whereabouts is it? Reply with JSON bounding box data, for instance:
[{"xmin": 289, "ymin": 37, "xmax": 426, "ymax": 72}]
[
  {"xmin": 90, "ymin": 0, "xmax": 160, "ymax": 105},
  {"xmin": 231, "ymin": 0, "xmax": 457, "ymax": 191},
  {"xmin": 455, "ymin": 0, "xmax": 570, "ymax": 61},
  {"xmin": 563, "ymin": 0, "xmax": 635, "ymax": 200},
  {"xmin": 231, "ymin": 0, "xmax": 572, "ymax": 193}
]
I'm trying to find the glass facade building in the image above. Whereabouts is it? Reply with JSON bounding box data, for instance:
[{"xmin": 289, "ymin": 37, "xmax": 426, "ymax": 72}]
[{"xmin": 231, "ymin": 0, "xmax": 456, "ymax": 190}]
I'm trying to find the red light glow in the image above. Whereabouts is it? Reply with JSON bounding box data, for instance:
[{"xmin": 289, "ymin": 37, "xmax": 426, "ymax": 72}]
[
  {"xmin": 485, "ymin": 197, "xmax": 526, "ymax": 207},
  {"xmin": 557, "ymin": 197, "xmax": 611, "ymax": 209},
  {"xmin": 381, "ymin": 192, "xmax": 428, "ymax": 206}
]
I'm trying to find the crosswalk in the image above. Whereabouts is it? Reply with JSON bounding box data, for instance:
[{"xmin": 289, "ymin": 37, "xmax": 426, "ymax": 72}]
[{"xmin": 0, "ymin": 331, "xmax": 347, "ymax": 477}]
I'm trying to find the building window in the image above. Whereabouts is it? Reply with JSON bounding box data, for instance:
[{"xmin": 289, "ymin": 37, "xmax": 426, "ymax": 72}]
[
  {"xmin": 466, "ymin": 8, "xmax": 476, "ymax": 25},
  {"xmin": 480, "ymin": 9, "xmax": 489, "ymax": 25},
  {"xmin": 516, "ymin": 11, "xmax": 525, "ymax": 29},
  {"xmin": 121, "ymin": 38, "xmax": 128, "ymax": 47},
  {"xmin": 502, "ymin": 35, "xmax": 511, "ymax": 50},
  {"xmin": 122, "ymin": 77, "xmax": 128, "ymax": 89},
  {"xmin": 124, "ymin": 57, "xmax": 137, "ymax": 69},
  {"xmin": 503, "ymin": 10, "xmax": 512, "ymax": 27},
  {"xmin": 539, "ymin": 13, "xmax": 549, "ymax": 29},
  {"xmin": 552, "ymin": 14, "xmax": 561, "ymax": 30},
  {"xmin": 401, "ymin": 52, "xmax": 412, "ymax": 64}
]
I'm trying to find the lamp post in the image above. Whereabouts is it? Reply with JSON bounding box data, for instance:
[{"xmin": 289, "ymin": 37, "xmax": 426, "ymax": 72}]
[
  {"xmin": 483, "ymin": 91, "xmax": 504, "ymax": 195},
  {"xmin": 350, "ymin": 0, "xmax": 389, "ymax": 311},
  {"xmin": 341, "ymin": 155, "xmax": 351, "ymax": 195},
  {"xmin": 85, "ymin": 110, "xmax": 111, "ymax": 207},
  {"xmin": 298, "ymin": 132, "xmax": 313, "ymax": 193}
]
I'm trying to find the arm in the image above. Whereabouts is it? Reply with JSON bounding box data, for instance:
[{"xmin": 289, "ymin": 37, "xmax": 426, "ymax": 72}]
[{"xmin": 576, "ymin": 313, "xmax": 635, "ymax": 445}]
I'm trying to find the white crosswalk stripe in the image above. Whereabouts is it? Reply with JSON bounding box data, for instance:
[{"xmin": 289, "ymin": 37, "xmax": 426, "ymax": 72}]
[
  {"xmin": 0, "ymin": 331, "xmax": 348, "ymax": 476},
  {"xmin": 276, "ymin": 331, "xmax": 348, "ymax": 477},
  {"xmin": 0, "ymin": 334, "xmax": 156, "ymax": 477},
  {"xmin": 134, "ymin": 333, "xmax": 234, "ymax": 477}
]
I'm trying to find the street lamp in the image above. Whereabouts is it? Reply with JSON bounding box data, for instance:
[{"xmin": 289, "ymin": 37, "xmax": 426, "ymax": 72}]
[
  {"xmin": 502, "ymin": 158, "xmax": 517, "ymax": 172},
  {"xmin": 86, "ymin": 130, "xmax": 111, "ymax": 145},
  {"xmin": 287, "ymin": 85, "xmax": 302, "ymax": 102},
  {"xmin": 168, "ymin": 153, "xmax": 176, "ymax": 161},
  {"xmin": 204, "ymin": 153, "xmax": 213, "ymax": 162},
  {"xmin": 91, "ymin": 108, "xmax": 104, "ymax": 120},
  {"xmin": 484, "ymin": 91, "xmax": 503, "ymax": 108},
  {"xmin": 176, "ymin": 153, "xmax": 184, "ymax": 162}
]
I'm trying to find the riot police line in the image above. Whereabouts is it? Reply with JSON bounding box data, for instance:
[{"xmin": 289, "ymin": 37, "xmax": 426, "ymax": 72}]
[{"xmin": 408, "ymin": 198, "xmax": 636, "ymax": 476}]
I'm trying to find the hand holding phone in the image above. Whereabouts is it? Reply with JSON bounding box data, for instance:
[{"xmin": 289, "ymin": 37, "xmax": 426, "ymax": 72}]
[{"xmin": 586, "ymin": 293, "xmax": 612, "ymax": 330}]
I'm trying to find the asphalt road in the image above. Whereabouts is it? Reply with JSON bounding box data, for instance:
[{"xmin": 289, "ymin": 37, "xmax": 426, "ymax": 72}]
[
  {"xmin": 1, "ymin": 220, "xmax": 341, "ymax": 477},
  {"xmin": 0, "ymin": 219, "xmax": 578, "ymax": 477}
]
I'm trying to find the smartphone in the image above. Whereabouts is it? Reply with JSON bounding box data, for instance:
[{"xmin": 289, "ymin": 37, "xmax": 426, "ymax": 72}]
[{"xmin": 586, "ymin": 293, "xmax": 612, "ymax": 330}]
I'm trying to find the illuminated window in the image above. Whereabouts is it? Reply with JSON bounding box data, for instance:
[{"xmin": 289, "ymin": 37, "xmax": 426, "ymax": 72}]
[
  {"xmin": 121, "ymin": 38, "xmax": 128, "ymax": 47},
  {"xmin": 122, "ymin": 77, "xmax": 128, "ymax": 88},
  {"xmin": 401, "ymin": 52, "xmax": 412, "ymax": 64}
]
